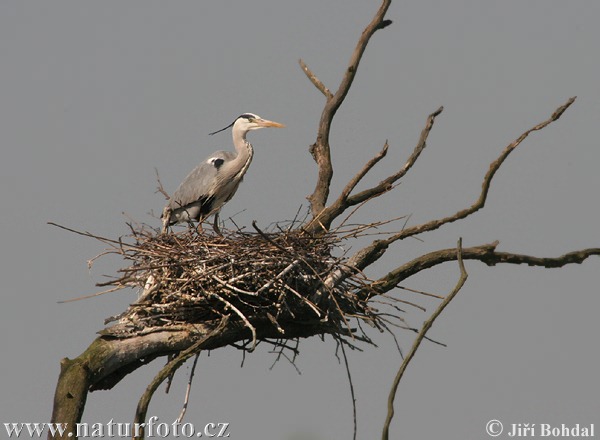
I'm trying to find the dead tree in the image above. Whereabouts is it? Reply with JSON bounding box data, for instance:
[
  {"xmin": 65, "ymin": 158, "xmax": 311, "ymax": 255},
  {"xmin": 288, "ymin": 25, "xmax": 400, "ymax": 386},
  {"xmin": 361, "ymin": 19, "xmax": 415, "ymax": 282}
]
[{"xmin": 49, "ymin": 1, "xmax": 599, "ymax": 439}]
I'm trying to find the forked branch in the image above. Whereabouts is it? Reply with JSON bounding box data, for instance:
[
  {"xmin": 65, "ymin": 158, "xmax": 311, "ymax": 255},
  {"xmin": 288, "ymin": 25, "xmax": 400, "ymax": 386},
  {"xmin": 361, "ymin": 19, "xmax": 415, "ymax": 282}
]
[
  {"xmin": 362, "ymin": 242, "xmax": 600, "ymax": 301},
  {"xmin": 299, "ymin": 59, "xmax": 332, "ymax": 99},
  {"xmin": 47, "ymin": 0, "xmax": 595, "ymax": 436},
  {"xmin": 303, "ymin": 0, "xmax": 392, "ymax": 216},
  {"xmin": 343, "ymin": 97, "xmax": 577, "ymax": 276},
  {"xmin": 133, "ymin": 317, "xmax": 229, "ymax": 440},
  {"xmin": 387, "ymin": 97, "xmax": 577, "ymax": 244},
  {"xmin": 381, "ymin": 239, "xmax": 468, "ymax": 440},
  {"xmin": 347, "ymin": 106, "xmax": 443, "ymax": 207},
  {"xmin": 307, "ymin": 106, "xmax": 443, "ymax": 233}
]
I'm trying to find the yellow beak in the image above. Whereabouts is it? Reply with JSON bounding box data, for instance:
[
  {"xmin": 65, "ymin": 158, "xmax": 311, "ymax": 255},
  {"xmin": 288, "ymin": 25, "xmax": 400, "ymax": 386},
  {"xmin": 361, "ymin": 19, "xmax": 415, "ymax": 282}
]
[{"xmin": 257, "ymin": 119, "xmax": 285, "ymax": 128}]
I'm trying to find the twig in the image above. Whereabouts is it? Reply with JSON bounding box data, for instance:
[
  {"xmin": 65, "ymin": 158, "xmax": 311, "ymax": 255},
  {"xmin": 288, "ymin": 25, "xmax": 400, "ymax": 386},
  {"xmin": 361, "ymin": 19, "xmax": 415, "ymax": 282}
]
[
  {"xmin": 385, "ymin": 97, "xmax": 577, "ymax": 244},
  {"xmin": 257, "ymin": 260, "xmax": 301, "ymax": 294},
  {"xmin": 338, "ymin": 337, "xmax": 358, "ymax": 440},
  {"xmin": 252, "ymin": 221, "xmax": 293, "ymax": 256},
  {"xmin": 343, "ymin": 97, "xmax": 578, "ymax": 276},
  {"xmin": 397, "ymin": 285, "xmax": 444, "ymax": 299},
  {"xmin": 360, "ymin": 242, "xmax": 600, "ymax": 301},
  {"xmin": 311, "ymin": 143, "xmax": 391, "ymax": 232},
  {"xmin": 307, "ymin": 105, "xmax": 443, "ymax": 233},
  {"xmin": 340, "ymin": 141, "xmax": 389, "ymax": 201},
  {"xmin": 133, "ymin": 317, "xmax": 228, "ymax": 440},
  {"xmin": 346, "ymin": 106, "xmax": 443, "ymax": 206},
  {"xmin": 283, "ymin": 285, "xmax": 322, "ymax": 318},
  {"xmin": 382, "ymin": 239, "xmax": 468, "ymax": 440},
  {"xmin": 298, "ymin": 59, "xmax": 332, "ymax": 99},
  {"xmin": 176, "ymin": 352, "xmax": 200, "ymax": 424},
  {"xmin": 208, "ymin": 293, "xmax": 257, "ymax": 351},
  {"xmin": 212, "ymin": 275, "xmax": 258, "ymax": 296},
  {"xmin": 306, "ymin": 0, "xmax": 392, "ymax": 217},
  {"xmin": 154, "ymin": 167, "xmax": 170, "ymax": 200},
  {"xmin": 48, "ymin": 222, "xmax": 134, "ymax": 248},
  {"xmin": 57, "ymin": 285, "xmax": 124, "ymax": 304}
]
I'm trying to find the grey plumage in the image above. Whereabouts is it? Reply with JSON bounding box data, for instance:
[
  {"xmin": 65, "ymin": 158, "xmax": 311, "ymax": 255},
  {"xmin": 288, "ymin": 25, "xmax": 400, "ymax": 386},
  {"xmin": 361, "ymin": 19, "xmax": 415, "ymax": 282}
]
[{"xmin": 162, "ymin": 113, "xmax": 284, "ymax": 233}]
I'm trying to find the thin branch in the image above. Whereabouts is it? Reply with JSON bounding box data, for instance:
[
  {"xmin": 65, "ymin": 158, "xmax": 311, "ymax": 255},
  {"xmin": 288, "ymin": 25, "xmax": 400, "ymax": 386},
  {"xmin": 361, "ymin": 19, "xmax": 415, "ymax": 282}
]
[
  {"xmin": 338, "ymin": 337, "xmax": 358, "ymax": 440},
  {"xmin": 208, "ymin": 293, "xmax": 257, "ymax": 351},
  {"xmin": 257, "ymin": 260, "xmax": 301, "ymax": 294},
  {"xmin": 343, "ymin": 97, "xmax": 577, "ymax": 275},
  {"xmin": 306, "ymin": 143, "xmax": 389, "ymax": 234},
  {"xmin": 176, "ymin": 352, "xmax": 200, "ymax": 424},
  {"xmin": 361, "ymin": 242, "xmax": 600, "ymax": 301},
  {"xmin": 347, "ymin": 106, "xmax": 443, "ymax": 207},
  {"xmin": 299, "ymin": 59, "xmax": 333, "ymax": 99},
  {"xmin": 306, "ymin": 0, "xmax": 392, "ymax": 217},
  {"xmin": 133, "ymin": 318, "xmax": 229, "ymax": 440},
  {"xmin": 154, "ymin": 167, "xmax": 170, "ymax": 200},
  {"xmin": 382, "ymin": 239, "xmax": 468, "ymax": 440},
  {"xmin": 57, "ymin": 285, "xmax": 124, "ymax": 304},
  {"xmin": 252, "ymin": 221, "xmax": 293, "ymax": 256},
  {"xmin": 308, "ymin": 106, "xmax": 443, "ymax": 232},
  {"xmin": 397, "ymin": 285, "xmax": 445, "ymax": 300},
  {"xmin": 386, "ymin": 96, "xmax": 577, "ymax": 244},
  {"xmin": 340, "ymin": 141, "xmax": 389, "ymax": 201},
  {"xmin": 281, "ymin": 285, "xmax": 320, "ymax": 318},
  {"xmin": 48, "ymin": 222, "xmax": 134, "ymax": 248},
  {"xmin": 212, "ymin": 275, "xmax": 258, "ymax": 296},
  {"xmin": 488, "ymin": 248, "xmax": 600, "ymax": 267}
]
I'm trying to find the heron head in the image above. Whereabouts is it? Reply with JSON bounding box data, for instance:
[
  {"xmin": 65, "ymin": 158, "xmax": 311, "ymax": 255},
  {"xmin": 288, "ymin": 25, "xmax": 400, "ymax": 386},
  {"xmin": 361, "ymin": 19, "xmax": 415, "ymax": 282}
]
[
  {"xmin": 236, "ymin": 113, "xmax": 285, "ymax": 132},
  {"xmin": 209, "ymin": 113, "xmax": 285, "ymax": 136}
]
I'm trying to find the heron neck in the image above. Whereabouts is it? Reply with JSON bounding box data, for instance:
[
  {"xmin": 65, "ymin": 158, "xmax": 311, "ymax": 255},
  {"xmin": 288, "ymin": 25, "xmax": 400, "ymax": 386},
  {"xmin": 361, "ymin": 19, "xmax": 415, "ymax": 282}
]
[{"xmin": 232, "ymin": 130, "xmax": 254, "ymax": 170}]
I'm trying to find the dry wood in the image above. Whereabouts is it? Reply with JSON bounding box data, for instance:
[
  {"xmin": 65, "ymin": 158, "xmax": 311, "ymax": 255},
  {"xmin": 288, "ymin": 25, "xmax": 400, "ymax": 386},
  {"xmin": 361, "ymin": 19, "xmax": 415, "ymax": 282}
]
[
  {"xmin": 382, "ymin": 239, "xmax": 468, "ymax": 440},
  {"xmin": 304, "ymin": 0, "xmax": 392, "ymax": 217},
  {"xmin": 47, "ymin": 0, "xmax": 597, "ymax": 437}
]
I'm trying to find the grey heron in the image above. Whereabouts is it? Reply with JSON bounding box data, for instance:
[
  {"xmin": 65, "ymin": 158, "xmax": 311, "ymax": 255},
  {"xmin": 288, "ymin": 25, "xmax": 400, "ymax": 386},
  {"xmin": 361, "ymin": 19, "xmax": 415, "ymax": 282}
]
[{"xmin": 162, "ymin": 113, "xmax": 285, "ymax": 234}]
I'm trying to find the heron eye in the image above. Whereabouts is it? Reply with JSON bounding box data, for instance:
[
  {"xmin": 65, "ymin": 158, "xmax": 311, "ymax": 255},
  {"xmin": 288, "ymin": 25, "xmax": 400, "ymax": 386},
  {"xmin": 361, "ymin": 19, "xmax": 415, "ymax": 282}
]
[{"xmin": 240, "ymin": 113, "xmax": 255, "ymax": 122}]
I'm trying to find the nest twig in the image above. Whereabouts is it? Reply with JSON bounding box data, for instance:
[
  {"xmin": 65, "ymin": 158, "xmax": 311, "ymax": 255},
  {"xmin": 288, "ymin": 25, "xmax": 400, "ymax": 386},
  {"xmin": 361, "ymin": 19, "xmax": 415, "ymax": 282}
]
[{"xmin": 96, "ymin": 223, "xmax": 390, "ymax": 347}]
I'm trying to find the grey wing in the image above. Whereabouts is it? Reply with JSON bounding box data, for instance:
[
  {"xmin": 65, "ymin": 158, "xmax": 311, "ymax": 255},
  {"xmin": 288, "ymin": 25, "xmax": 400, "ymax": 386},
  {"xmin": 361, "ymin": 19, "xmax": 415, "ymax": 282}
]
[{"xmin": 166, "ymin": 151, "xmax": 236, "ymax": 222}]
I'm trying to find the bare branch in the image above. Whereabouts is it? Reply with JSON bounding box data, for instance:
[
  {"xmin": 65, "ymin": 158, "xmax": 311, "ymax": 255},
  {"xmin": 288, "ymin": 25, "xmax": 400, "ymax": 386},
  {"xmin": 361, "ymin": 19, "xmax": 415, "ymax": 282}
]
[
  {"xmin": 134, "ymin": 318, "xmax": 229, "ymax": 440},
  {"xmin": 307, "ymin": 106, "xmax": 443, "ymax": 233},
  {"xmin": 154, "ymin": 167, "xmax": 170, "ymax": 200},
  {"xmin": 50, "ymin": 313, "xmax": 340, "ymax": 439},
  {"xmin": 48, "ymin": 221, "xmax": 133, "ymax": 247},
  {"xmin": 176, "ymin": 352, "xmax": 200, "ymax": 424},
  {"xmin": 382, "ymin": 239, "xmax": 468, "ymax": 440},
  {"xmin": 361, "ymin": 242, "xmax": 600, "ymax": 301},
  {"xmin": 48, "ymin": 0, "xmax": 592, "ymax": 434},
  {"xmin": 299, "ymin": 59, "xmax": 333, "ymax": 99},
  {"xmin": 307, "ymin": 142, "xmax": 389, "ymax": 235},
  {"xmin": 337, "ymin": 337, "xmax": 358, "ymax": 440},
  {"xmin": 208, "ymin": 292, "xmax": 257, "ymax": 351},
  {"xmin": 343, "ymin": 97, "xmax": 577, "ymax": 274},
  {"xmin": 341, "ymin": 141, "xmax": 389, "ymax": 202},
  {"xmin": 347, "ymin": 106, "xmax": 443, "ymax": 207},
  {"xmin": 386, "ymin": 97, "xmax": 577, "ymax": 244},
  {"xmin": 307, "ymin": 0, "xmax": 392, "ymax": 217},
  {"xmin": 487, "ymin": 248, "xmax": 600, "ymax": 268}
]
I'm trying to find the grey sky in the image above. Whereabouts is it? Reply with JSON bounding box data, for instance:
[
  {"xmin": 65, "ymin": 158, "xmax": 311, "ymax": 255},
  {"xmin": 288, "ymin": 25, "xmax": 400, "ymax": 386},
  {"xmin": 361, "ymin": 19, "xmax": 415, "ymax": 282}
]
[{"xmin": 1, "ymin": 2, "xmax": 598, "ymax": 439}]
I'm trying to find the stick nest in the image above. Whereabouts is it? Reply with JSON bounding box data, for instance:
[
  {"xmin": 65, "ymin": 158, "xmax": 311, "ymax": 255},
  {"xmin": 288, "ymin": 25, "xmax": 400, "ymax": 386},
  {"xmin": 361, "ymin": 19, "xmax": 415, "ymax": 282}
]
[{"xmin": 99, "ymin": 226, "xmax": 379, "ymax": 342}]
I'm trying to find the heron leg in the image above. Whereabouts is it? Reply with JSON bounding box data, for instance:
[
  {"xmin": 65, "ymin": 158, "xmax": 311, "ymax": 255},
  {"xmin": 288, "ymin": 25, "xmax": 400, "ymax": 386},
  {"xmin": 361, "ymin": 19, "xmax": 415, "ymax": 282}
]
[{"xmin": 212, "ymin": 212, "xmax": 222, "ymax": 235}]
